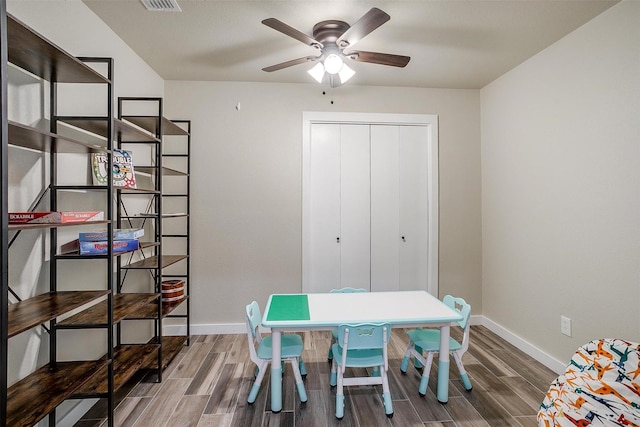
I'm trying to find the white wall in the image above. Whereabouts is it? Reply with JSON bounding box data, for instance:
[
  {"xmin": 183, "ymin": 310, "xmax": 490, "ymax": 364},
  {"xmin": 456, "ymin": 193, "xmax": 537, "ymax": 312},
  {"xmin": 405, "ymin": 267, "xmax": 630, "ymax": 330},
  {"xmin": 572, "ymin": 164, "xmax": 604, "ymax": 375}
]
[
  {"xmin": 481, "ymin": 0, "xmax": 640, "ymax": 364},
  {"xmin": 163, "ymin": 82, "xmax": 482, "ymax": 329}
]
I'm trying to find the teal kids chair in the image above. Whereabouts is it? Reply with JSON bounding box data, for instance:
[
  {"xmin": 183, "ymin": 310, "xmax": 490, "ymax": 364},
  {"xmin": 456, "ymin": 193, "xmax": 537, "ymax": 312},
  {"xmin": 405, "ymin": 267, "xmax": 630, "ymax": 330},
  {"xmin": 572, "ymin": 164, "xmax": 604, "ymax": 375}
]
[
  {"xmin": 245, "ymin": 301, "xmax": 308, "ymax": 404},
  {"xmin": 329, "ymin": 323, "xmax": 393, "ymax": 419},
  {"xmin": 327, "ymin": 287, "xmax": 368, "ymax": 362},
  {"xmin": 400, "ymin": 295, "xmax": 473, "ymax": 396}
]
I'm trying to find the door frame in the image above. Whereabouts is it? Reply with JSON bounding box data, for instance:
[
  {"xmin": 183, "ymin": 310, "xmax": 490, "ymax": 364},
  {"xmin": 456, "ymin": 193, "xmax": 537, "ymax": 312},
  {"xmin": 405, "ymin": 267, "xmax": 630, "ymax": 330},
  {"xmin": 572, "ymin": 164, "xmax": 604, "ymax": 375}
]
[{"xmin": 302, "ymin": 112, "xmax": 439, "ymax": 296}]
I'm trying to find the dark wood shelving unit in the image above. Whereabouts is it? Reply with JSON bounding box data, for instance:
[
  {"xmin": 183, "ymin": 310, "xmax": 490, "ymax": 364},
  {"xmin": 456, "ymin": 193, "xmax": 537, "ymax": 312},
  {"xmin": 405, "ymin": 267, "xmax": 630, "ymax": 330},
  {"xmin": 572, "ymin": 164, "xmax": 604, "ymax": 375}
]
[
  {"xmin": 116, "ymin": 100, "xmax": 191, "ymax": 379},
  {"xmin": 0, "ymin": 13, "xmax": 174, "ymax": 427},
  {"xmin": 1, "ymin": 13, "xmax": 118, "ymax": 427},
  {"xmin": 1, "ymin": 16, "xmax": 192, "ymax": 425}
]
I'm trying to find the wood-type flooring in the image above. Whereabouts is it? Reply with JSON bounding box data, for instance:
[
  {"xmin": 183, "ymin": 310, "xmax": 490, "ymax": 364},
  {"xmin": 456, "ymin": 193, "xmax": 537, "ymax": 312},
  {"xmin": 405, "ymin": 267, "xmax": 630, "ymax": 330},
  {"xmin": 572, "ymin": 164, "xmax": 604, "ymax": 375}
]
[{"xmin": 76, "ymin": 325, "xmax": 558, "ymax": 426}]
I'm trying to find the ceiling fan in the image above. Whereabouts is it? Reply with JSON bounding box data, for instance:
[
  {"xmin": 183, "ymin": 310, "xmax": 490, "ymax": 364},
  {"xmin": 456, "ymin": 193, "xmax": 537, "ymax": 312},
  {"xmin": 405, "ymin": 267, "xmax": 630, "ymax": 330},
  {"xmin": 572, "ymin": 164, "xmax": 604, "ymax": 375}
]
[{"xmin": 261, "ymin": 8, "xmax": 411, "ymax": 87}]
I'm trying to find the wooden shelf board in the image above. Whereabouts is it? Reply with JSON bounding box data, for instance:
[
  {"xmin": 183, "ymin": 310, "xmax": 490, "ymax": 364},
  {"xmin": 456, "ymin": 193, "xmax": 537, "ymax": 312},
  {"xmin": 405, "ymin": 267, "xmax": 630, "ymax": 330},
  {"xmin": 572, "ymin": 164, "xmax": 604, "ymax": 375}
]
[
  {"xmin": 7, "ymin": 360, "xmax": 109, "ymax": 427},
  {"xmin": 8, "ymin": 291, "xmax": 110, "ymax": 338},
  {"xmin": 125, "ymin": 296, "xmax": 188, "ymax": 320},
  {"xmin": 7, "ymin": 15, "xmax": 109, "ymax": 84},
  {"xmin": 74, "ymin": 344, "xmax": 160, "ymax": 395},
  {"xmin": 135, "ymin": 165, "xmax": 187, "ymax": 176},
  {"xmin": 142, "ymin": 336, "xmax": 188, "ymax": 370},
  {"xmin": 122, "ymin": 255, "xmax": 187, "ymax": 270},
  {"xmin": 9, "ymin": 219, "xmax": 110, "ymax": 232},
  {"xmin": 57, "ymin": 293, "xmax": 160, "ymax": 327},
  {"xmin": 58, "ymin": 117, "xmax": 160, "ymax": 143},
  {"xmin": 8, "ymin": 121, "xmax": 109, "ymax": 153},
  {"xmin": 122, "ymin": 116, "xmax": 189, "ymax": 136},
  {"xmin": 117, "ymin": 187, "xmax": 161, "ymax": 194}
]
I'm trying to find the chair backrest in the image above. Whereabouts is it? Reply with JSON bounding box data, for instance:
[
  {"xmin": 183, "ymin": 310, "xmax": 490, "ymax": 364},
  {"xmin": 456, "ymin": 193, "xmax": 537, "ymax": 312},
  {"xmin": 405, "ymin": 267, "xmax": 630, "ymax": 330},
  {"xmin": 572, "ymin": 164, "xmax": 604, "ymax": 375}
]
[
  {"xmin": 330, "ymin": 287, "xmax": 368, "ymax": 293},
  {"xmin": 337, "ymin": 323, "xmax": 390, "ymax": 351},
  {"xmin": 443, "ymin": 295, "xmax": 471, "ymax": 352},
  {"xmin": 246, "ymin": 301, "xmax": 263, "ymax": 363}
]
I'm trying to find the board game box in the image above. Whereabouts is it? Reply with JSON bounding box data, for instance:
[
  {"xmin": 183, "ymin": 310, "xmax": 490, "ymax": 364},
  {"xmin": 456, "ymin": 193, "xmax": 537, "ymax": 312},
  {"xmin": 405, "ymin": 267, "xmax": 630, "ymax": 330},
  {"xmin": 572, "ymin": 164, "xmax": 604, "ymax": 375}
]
[
  {"xmin": 78, "ymin": 228, "xmax": 144, "ymax": 241},
  {"xmin": 92, "ymin": 149, "xmax": 137, "ymax": 189},
  {"xmin": 9, "ymin": 211, "xmax": 104, "ymax": 224},
  {"xmin": 61, "ymin": 238, "xmax": 140, "ymax": 255}
]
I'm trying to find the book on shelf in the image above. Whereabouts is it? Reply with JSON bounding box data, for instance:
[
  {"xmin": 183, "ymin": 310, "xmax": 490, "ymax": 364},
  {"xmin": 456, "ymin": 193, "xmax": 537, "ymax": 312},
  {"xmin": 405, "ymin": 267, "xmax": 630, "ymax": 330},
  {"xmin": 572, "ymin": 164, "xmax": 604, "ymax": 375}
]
[
  {"xmin": 78, "ymin": 228, "xmax": 144, "ymax": 241},
  {"xmin": 61, "ymin": 238, "xmax": 140, "ymax": 255},
  {"xmin": 9, "ymin": 211, "xmax": 104, "ymax": 224},
  {"xmin": 91, "ymin": 148, "xmax": 137, "ymax": 189}
]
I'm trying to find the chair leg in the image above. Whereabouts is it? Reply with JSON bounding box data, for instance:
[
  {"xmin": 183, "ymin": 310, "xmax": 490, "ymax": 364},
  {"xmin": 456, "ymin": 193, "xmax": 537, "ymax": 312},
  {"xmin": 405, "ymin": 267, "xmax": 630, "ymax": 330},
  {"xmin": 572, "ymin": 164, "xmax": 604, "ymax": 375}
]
[
  {"xmin": 371, "ymin": 366, "xmax": 380, "ymax": 377},
  {"xmin": 453, "ymin": 351, "xmax": 473, "ymax": 390},
  {"xmin": 335, "ymin": 368, "xmax": 345, "ymax": 419},
  {"xmin": 299, "ymin": 359, "xmax": 307, "ymax": 377},
  {"xmin": 335, "ymin": 392, "xmax": 344, "ymax": 419},
  {"xmin": 330, "ymin": 358, "xmax": 337, "ymax": 387},
  {"xmin": 400, "ymin": 340, "xmax": 414, "ymax": 373},
  {"xmin": 290, "ymin": 359, "xmax": 308, "ymax": 403},
  {"xmin": 413, "ymin": 345, "xmax": 424, "ymax": 369},
  {"xmin": 381, "ymin": 365, "xmax": 394, "ymax": 418},
  {"xmin": 247, "ymin": 362, "xmax": 268, "ymax": 404},
  {"xmin": 418, "ymin": 352, "xmax": 435, "ymax": 396},
  {"xmin": 328, "ymin": 335, "xmax": 336, "ymax": 362}
]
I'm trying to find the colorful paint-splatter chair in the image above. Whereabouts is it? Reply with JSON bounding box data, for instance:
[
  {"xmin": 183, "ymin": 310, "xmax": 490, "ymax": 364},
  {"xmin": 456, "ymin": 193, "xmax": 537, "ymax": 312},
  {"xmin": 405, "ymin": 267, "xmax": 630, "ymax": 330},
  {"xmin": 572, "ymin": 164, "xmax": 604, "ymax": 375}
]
[
  {"xmin": 400, "ymin": 295, "xmax": 473, "ymax": 396},
  {"xmin": 538, "ymin": 338, "xmax": 640, "ymax": 426},
  {"xmin": 245, "ymin": 301, "xmax": 307, "ymax": 404}
]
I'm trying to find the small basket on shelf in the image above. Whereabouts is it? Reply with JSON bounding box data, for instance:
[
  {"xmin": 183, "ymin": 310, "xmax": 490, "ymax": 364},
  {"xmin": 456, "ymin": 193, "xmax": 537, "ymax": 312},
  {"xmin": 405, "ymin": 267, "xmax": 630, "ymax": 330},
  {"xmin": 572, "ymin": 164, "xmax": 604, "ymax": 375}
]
[{"xmin": 161, "ymin": 279, "xmax": 185, "ymax": 302}]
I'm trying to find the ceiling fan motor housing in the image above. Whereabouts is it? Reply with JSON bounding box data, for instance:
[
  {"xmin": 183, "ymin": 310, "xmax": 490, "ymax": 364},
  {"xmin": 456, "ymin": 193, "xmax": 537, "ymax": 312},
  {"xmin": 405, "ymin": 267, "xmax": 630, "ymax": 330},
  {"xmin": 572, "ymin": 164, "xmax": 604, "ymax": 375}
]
[{"xmin": 312, "ymin": 20, "xmax": 350, "ymax": 47}]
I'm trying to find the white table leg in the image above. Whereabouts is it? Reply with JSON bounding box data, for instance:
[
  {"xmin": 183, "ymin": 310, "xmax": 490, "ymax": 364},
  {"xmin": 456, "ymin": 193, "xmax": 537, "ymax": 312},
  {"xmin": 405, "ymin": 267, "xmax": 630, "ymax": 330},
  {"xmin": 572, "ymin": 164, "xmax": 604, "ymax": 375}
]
[
  {"xmin": 270, "ymin": 329, "xmax": 283, "ymax": 412},
  {"xmin": 436, "ymin": 325, "xmax": 450, "ymax": 403}
]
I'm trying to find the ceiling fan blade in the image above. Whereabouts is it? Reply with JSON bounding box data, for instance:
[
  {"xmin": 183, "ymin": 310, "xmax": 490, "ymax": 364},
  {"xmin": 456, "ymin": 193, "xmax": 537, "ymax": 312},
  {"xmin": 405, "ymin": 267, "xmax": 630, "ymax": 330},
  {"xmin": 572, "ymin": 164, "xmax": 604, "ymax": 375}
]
[
  {"xmin": 336, "ymin": 8, "xmax": 390, "ymax": 49},
  {"xmin": 262, "ymin": 18, "xmax": 323, "ymax": 48},
  {"xmin": 262, "ymin": 55, "xmax": 321, "ymax": 72},
  {"xmin": 346, "ymin": 50, "xmax": 410, "ymax": 68}
]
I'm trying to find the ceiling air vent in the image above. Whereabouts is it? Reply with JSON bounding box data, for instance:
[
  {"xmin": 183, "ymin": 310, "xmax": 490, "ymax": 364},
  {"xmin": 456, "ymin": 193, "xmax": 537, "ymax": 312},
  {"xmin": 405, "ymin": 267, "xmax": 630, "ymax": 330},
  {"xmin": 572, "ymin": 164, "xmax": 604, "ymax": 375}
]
[{"xmin": 140, "ymin": 0, "xmax": 182, "ymax": 12}]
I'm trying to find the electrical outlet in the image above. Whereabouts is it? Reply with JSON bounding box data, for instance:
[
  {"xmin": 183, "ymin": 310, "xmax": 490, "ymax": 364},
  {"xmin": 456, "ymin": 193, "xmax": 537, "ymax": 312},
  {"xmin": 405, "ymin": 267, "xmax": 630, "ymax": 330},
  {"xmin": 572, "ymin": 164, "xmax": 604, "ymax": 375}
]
[{"xmin": 561, "ymin": 315, "xmax": 572, "ymax": 337}]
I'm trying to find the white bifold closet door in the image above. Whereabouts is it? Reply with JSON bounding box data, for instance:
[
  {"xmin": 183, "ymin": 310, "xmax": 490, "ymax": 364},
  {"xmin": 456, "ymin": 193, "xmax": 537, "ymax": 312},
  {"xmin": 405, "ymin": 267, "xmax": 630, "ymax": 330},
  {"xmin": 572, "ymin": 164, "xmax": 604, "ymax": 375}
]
[{"xmin": 307, "ymin": 123, "xmax": 429, "ymax": 293}]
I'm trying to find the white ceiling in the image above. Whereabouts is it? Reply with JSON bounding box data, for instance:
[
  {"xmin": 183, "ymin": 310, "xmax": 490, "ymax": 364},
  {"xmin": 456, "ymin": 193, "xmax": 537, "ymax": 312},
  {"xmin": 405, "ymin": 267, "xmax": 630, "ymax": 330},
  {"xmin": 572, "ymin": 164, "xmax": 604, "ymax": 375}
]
[{"xmin": 82, "ymin": 0, "xmax": 619, "ymax": 89}]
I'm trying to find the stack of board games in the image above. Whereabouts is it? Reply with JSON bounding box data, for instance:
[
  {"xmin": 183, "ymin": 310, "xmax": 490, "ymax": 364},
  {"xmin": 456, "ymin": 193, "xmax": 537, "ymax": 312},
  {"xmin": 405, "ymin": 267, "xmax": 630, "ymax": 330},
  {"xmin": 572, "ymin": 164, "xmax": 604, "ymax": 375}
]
[{"xmin": 61, "ymin": 228, "xmax": 144, "ymax": 255}]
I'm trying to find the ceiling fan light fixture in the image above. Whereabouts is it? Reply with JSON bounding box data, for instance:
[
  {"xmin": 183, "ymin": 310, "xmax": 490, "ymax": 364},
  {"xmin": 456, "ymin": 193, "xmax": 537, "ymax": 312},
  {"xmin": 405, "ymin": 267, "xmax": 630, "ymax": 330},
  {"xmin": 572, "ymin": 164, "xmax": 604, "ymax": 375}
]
[
  {"xmin": 338, "ymin": 63, "xmax": 356, "ymax": 83},
  {"xmin": 308, "ymin": 62, "xmax": 325, "ymax": 83},
  {"xmin": 324, "ymin": 53, "xmax": 344, "ymax": 74}
]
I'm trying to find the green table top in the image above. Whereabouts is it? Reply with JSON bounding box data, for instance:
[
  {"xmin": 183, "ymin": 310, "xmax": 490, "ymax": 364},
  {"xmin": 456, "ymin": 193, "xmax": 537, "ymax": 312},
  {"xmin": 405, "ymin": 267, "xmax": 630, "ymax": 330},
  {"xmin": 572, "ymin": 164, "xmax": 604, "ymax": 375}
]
[{"xmin": 265, "ymin": 294, "xmax": 310, "ymax": 321}]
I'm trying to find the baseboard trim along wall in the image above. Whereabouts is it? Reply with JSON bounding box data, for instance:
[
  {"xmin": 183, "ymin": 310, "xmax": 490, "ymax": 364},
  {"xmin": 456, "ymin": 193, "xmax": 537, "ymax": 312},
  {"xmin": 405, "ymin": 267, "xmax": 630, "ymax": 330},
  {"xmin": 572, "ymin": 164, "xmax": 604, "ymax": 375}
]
[
  {"xmin": 479, "ymin": 317, "xmax": 565, "ymax": 374},
  {"xmin": 165, "ymin": 315, "xmax": 566, "ymax": 374}
]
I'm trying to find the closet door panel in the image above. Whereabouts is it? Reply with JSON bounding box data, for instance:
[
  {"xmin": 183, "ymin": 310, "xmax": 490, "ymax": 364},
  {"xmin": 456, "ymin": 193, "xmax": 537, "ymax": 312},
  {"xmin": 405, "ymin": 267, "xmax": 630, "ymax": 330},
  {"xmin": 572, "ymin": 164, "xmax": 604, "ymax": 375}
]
[
  {"xmin": 399, "ymin": 126, "xmax": 430, "ymax": 290},
  {"xmin": 339, "ymin": 125, "xmax": 371, "ymax": 289},
  {"xmin": 370, "ymin": 125, "xmax": 400, "ymax": 292},
  {"xmin": 308, "ymin": 123, "xmax": 341, "ymax": 292}
]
